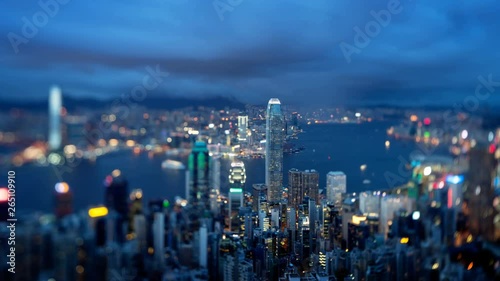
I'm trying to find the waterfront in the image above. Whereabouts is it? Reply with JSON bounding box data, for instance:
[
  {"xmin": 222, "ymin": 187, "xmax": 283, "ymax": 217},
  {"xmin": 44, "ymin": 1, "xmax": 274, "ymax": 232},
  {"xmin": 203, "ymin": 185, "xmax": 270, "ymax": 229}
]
[{"xmin": 0, "ymin": 122, "xmax": 447, "ymax": 213}]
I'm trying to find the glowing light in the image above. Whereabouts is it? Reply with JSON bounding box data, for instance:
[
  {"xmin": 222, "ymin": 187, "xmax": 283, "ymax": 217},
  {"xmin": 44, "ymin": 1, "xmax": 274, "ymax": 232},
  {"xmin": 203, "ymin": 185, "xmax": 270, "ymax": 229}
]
[
  {"xmin": 446, "ymin": 175, "xmax": 464, "ymax": 184},
  {"xmin": 488, "ymin": 132, "xmax": 494, "ymax": 142},
  {"xmin": 448, "ymin": 188, "xmax": 453, "ymax": 209},
  {"xmin": 466, "ymin": 234, "xmax": 473, "ymax": 243},
  {"xmin": 111, "ymin": 169, "xmax": 121, "ymax": 178},
  {"xmin": 76, "ymin": 265, "xmax": 84, "ymax": 274},
  {"xmin": 467, "ymin": 262, "xmax": 473, "ymax": 270},
  {"xmin": 385, "ymin": 140, "xmax": 390, "ymax": 148},
  {"xmin": 412, "ymin": 211, "xmax": 420, "ymax": 220},
  {"xmin": 64, "ymin": 145, "xmax": 77, "ymax": 154},
  {"xmin": 424, "ymin": 131, "xmax": 430, "ymax": 138},
  {"xmin": 423, "ymin": 166, "xmax": 432, "ymax": 176},
  {"xmin": 55, "ymin": 182, "xmax": 70, "ymax": 193},
  {"xmin": 126, "ymin": 140, "xmax": 135, "ymax": 147},
  {"xmin": 438, "ymin": 181, "xmax": 445, "ymax": 189},
  {"xmin": 88, "ymin": 206, "xmax": 108, "ymax": 218},
  {"xmin": 48, "ymin": 153, "xmax": 62, "ymax": 165},
  {"xmin": 230, "ymin": 188, "xmax": 243, "ymax": 193},
  {"xmin": 452, "ymin": 136, "xmax": 458, "ymax": 144},
  {"xmin": 461, "ymin": 130, "xmax": 468, "ymax": 139},
  {"xmin": 167, "ymin": 137, "xmax": 172, "ymax": 143},
  {"xmin": 423, "ymin": 118, "xmax": 431, "ymax": 125},
  {"xmin": 432, "ymin": 263, "xmax": 439, "ymax": 270},
  {"xmin": 209, "ymin": 123, "xmax": 215, "ymax": 129},
  {"xmin": 400, "ymin": 237, "xmax": 409, "ymax": 244},
  {"xmin": 410, "ymin": 115, "xmax": 418, "ymax": 122},
  {"xmin": 109, "ymin": 139, "xmax": 119, "ymax": 147},
  {"xmin": 163, "ymin": 200, "xmax": 170, "ymax": 208},
  {"xmin": 0, "ymin": 188, "xmax": 9, "ymax": 202},
  {"xmin": 475, "ymin": 186, "xmax": 481, "ymax": 196},
  {"xmin": 355, "ymin": 112, "xmax": 361, "ymax": 118},
  {"xmin": 489, "ymin": 144, "xmax": 496, "ymax": 154}
]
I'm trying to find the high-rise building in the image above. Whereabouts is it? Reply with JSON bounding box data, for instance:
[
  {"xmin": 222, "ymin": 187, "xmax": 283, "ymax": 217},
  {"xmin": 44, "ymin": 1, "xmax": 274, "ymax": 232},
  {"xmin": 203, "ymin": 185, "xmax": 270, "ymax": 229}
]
[
  {"xmin": 252, "ymin": 183, "xmax": 267, "ymax": 212},
  {"xmin": 188, "ymin": 141, "xmax": 211, "ymax": 222},
  {"xmin": 326, "ymin": 171, "xmax": 346, "ymax": 206},
  {"xmin": 238, "ymin": 115, "xmax": 248, "ymax": 142},
  {"xmin": 465, "ymin": 146, "xmax": 498, "ymax": 242},
  {"xmin": 54, "ymin": 182, "xmax": 73, "ymax": 218},
  {"xmin": 229, "ymin": 160, "xmax": 246, "ymax": 188},
  {"xmin": 228, "ymin": 187, "xmax": 244, "ymax": 232},
  {"xmin": 210, "ymin": 155, "xmax": 221, "ymax": 192},
  {"xmin": 289, "ymin": 169, "xmax": 320, "ymax": 209},
  {"xmin": 104, "ymin": 170, "xmax": 129, "ymax": 218},
  {"xmin": 266, "ymin": 98, "xmax": 284, "ymax": 203},
  {"xmin": 48, "ymin": 86, "xmax": 62, "ymax": 151}
]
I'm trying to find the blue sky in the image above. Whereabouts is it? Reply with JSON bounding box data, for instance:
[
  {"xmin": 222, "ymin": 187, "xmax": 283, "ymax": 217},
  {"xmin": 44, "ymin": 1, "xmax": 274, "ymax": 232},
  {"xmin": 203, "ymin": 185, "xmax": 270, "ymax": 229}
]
[{"xmin": 1, "ymin": 0, "xmax": 499, "ymax": 106}]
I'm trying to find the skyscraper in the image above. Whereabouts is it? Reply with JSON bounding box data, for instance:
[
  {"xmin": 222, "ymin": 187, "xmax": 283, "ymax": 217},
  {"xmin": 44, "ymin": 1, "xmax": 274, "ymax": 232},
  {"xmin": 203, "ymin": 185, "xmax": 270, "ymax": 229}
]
[
  {"xmin": 266, "ymin": 98, "xmax": 284, "ymax": 203},
  {"xmin": 229, "ymin": 160, "xmax": 246, "ymax": 188},
  {"xmin": 188, "ymin": 141, "xmax": 211, "ymax": 227},
  {"xmin": 326, "ymin": 171, "xmax": 346, "ymax": 206},
  {"xmin": 237, "ymin": 115, "xmax": 248, "ymax": 142},
  {"xmin": 289, "ymin": 168, "xmax": 320, "ymax": 209},
  {"xmin": 48, "ymin": 86, "xmax": 62, "ymax": 151}
]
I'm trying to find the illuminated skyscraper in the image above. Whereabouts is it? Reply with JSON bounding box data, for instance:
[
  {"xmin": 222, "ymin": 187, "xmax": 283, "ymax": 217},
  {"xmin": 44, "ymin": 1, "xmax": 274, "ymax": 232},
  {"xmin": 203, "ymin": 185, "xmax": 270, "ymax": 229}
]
[
  {"xmin": 237, "ymin": 115, "xmax": 248, "ymax": 142},
  {"xmin": 188, "ymin": 141, "xmax": 211, "ymax": 228},
  {"xmin": 326, "ymin": 171, "xmax": 346, "ymax": 206},
  {"xmin": 289, "ymin": 168, "xmax": 320, "ymax": 209},
  {"xmin": 48, "ymin": 86, "xmax": 62, "ymax": 151},
  {"xmin": 266, "ymin": 98, "xmax": 284, "ymax": 203},
  {"xmin": 229, "ymin": 160, "xmax": 246, "ymax": 188}
]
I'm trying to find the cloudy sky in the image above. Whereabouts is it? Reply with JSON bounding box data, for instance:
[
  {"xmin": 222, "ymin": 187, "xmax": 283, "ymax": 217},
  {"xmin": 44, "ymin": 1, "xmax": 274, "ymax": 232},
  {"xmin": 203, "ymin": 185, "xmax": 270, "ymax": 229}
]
[{"xmin": 1, "ymin": 0, "xmax": 499, "ymax": 106}]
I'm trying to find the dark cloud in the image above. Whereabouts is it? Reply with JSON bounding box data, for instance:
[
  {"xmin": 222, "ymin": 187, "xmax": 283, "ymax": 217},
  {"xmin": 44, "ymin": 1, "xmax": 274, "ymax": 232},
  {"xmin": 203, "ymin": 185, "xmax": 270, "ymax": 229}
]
[{"xmin": 0, "ymin": 0, "xmax": 499, "ymax": 106}]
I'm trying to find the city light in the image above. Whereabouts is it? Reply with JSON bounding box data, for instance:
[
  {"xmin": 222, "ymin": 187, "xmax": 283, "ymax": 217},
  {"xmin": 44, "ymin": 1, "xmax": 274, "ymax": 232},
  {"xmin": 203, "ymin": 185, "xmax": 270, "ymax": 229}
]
[
  {"xmin": 229, "ymin": 188, "xmax": 243, "ymax": 193},
  {"xmin": 423, "ymin": 118, "xmax": 431, "ymax": 125},
  {"xmin": 55, "ymin": 182, "xmax": 70, "ymax": 193},
  {"xmin": 109, "ymin": 139, "xmax": 119, "ymax": 147},
  {"xmin": 423, "ymin": 166, "xmax": 432, "ymax": 176},
  {"xmin": 410, "ymin": 115, "xmax": 418, "ymax": 122},
  {"xmin": 0, "ymin": 187, "xmax": 9, "ymax": 202},
  {"xmin": 461, "ymin": 130, "xmax": 468, "ymax": 139},
  {"xmin": 88, "ymin": 206, "xmax": 108, "ymax": 218},
  {"xmin": 412, "ymin": 211, "xmax": 420, "ymax": 220},
  {"xmin": 112, "ymin": 169, "xmax": 121, "ymax": 178},
  {"xmin": 446, "ymin": 175, "xmax": 464, "ymax": 184},
  {"xmin": 432, "ymin": 263, "xmax": 439, "ymax": 270},
  {"xmin": 400, "ymin": 237, "xmax": 409, "ymax": 244}
]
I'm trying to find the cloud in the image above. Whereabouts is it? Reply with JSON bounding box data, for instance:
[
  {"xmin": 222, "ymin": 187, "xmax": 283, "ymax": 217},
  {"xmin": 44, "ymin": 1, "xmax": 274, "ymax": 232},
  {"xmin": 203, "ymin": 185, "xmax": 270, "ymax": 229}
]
[{"xmin": 0, "ymin": 0, "xmax": 499, "ymax": 106}]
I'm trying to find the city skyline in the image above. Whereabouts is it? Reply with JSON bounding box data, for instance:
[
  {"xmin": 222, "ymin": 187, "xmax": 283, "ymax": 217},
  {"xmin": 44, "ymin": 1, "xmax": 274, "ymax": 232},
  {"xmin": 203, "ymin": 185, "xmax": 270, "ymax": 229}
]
[{"xmin": 2, "ymin": 1, "xmax": 500, "ymax": 106}]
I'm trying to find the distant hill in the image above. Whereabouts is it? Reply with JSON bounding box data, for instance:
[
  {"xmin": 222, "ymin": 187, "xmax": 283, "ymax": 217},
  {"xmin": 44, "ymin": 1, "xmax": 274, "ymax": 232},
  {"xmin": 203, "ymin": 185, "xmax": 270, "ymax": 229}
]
[{"xmin": 0, "ymin": 95, "xmax": 246, "ymax": 112}]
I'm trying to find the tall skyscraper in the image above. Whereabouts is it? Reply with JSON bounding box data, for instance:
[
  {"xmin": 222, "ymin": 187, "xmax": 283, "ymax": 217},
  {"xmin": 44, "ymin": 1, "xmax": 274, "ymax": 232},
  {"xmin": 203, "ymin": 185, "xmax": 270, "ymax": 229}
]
[
  {"xmin": 48, "ymin": 86, "xmax": 62, "ymax": 151},
  {"xmin": 229, "ymin": 160, "xmax": 246, "ymax": 188},
  {"xmin": 188, "ymin": 141, "xmax": 211, "ymax": 228},
  {"xmin": 237, "ymin": 115, "xmax": 248, "ymax": 142},
  {"xmin": 266, "ymin": 98, "xmax": 284, "ymax": 203},
  {"xmin": 289, "ymin": 168, "xmax": 320, "ymax": 209},
  {"xmin": 228, "ymin": 187, "xmax": 244, "ymax": 232},
  {"xmin": 326, "ymin": 171, "xmax": 346, "ymax": 206}
]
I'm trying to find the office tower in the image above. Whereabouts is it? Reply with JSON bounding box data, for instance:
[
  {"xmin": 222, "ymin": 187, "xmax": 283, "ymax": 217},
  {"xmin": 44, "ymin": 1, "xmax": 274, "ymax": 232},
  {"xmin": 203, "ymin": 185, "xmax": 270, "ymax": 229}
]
[
  {"xmin": 289, "ymin": 168, "xmax": 320, "ymax": 209},
  {"xmin": 54, "ymin": 182, "xmax": 73, "ymax": 218},
  {"xmin": 0, "ymin": 187, "xmax": 9, "ymax": 221},
  {"xmin": 465, "ymin": 146, "xmax": 498, "ymax": 242},
  {"xmin": 326, "ymin": 171, "xmax": 346, "ymax": 206},
  {"xmin": 199, "ymin": 224, "xmax": 208, "ymax": 268},
  {"xmin": 128, "ymin": 189, "xmax": 143, "ymax": 234},
  {"xmin": 48, "ymin": 85, "xmax": 62, "ymax": 151},
  {"xmin": 252, "ymin": 184, "xmax": 267, "ymax": 212},
  {"xmin": 153, "ymin": 212, "xmax": 165, "ymax": 266},
  {"xmin": 228, "ymin": 187, "xmax": 244, "ymax": 231},
  {"xmin": 134, "ymin": 214, "xmax": 147, "ymax": 253},
  {"xmin": 238, "ymin": 115, "xmax": 248, "ymax": 142},
  {"xmin": 188, "ymin": 141, "xmax": 211, "ymax": 226},
  {"xmin": 210, "ymin": 155, "xmax": 221, "ymax": 192},
  {"xmin": 229, "ymin": 160, "xmax": 246, "ymax": 188},
  {"xmin": 342, "ymin": 198, "xmax": 357, "ymax": 244},
  {"xmin": 104, "ymin": 170, "xmax": 129, "ymax": 218},
  {"xmin": 359, "ymin": 191, "xmax": 381, "ymax": 215},
  {"xmin": 380, "ymin": 195, "xmax": 411, "ymax": 239},
  {"xmin": 291, "ymin": 112, "xmax": 299, "ymax": 127},
  {"xmin": 266, "ymin": 98, "xmax": 284, "ymax": 203}
]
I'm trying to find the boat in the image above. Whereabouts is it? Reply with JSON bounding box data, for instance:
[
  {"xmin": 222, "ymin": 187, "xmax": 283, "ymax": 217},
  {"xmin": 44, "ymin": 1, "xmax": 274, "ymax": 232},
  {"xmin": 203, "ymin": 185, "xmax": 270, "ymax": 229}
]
[{"xmin": 162, "ymin": 159, "xmax": 185, "ymax": 170}]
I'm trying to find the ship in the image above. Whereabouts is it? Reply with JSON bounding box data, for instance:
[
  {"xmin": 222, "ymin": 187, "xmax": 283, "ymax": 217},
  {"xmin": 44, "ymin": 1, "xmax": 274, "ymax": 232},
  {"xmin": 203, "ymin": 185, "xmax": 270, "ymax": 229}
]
[{"xmin": 161, "ymin": 159, "xmax": 185, "ymax": 170}]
